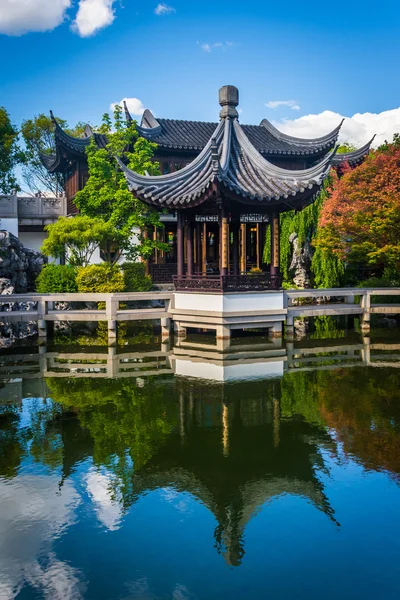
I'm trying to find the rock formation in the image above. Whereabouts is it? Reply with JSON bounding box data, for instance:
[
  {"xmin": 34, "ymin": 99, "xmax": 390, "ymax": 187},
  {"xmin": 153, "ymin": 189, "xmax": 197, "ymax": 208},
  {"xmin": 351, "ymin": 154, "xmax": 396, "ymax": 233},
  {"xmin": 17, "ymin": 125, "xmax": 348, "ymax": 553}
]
[
  {"xmin": 288, "ymin": 232, "xmax": 312, "ymax": 289},
  {"xmin": 0, "ymin": 230, "xmax": 45, "ymax": 293},
  {"xmin": 0, "ymin": 231, "xmax": 46, "ymax": 346}
]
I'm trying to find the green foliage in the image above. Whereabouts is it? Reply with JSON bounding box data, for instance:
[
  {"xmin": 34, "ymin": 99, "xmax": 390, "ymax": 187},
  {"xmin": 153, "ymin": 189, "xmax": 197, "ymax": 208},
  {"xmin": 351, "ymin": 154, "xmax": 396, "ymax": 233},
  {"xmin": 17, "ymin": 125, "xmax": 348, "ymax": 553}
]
[
  {"xmin": 46, "ymin": 377, "xmax": 177, "ymax": 503},
  {"xmin": 123, "ymin": 262, "xmax": 153, "ymax": 292},
  {"xmin": 41, "ymin": 215, "xmax": 116, "ymax": 267},
  {"xmin": 311, "ymin": 246, "xmax": 345, "ymax": 289},
  {"xmin": 74, "ymin": 106, "xmax": 168, "ymax": 263},
  {"xmin": 273, "ymin": 182, "xmax": 344, "ymax": 288},
  {"xmin": 357, "ymin": 272, "xmax": 400, "ymax": 304},
  {"xmin": 35, "ymin": 264, "xmax": 78, "ymax": 293},
  {"xmin": 20, "ymin": 113, "xmax": 88, "ymax": 195},
  {"xmin": 76, "ymin": 263, "xmax": 125, "ymax": 294},
  {"xmin": 0, "ymin": 107, "xmax": 23, "ymax": 193},
  {"xmin": 310, "ymin": 316, "xmax": 346, "ymax": 340},
  {"xmin": 337, "ymin": 143, "xmax": 357, "ymax": 153}
]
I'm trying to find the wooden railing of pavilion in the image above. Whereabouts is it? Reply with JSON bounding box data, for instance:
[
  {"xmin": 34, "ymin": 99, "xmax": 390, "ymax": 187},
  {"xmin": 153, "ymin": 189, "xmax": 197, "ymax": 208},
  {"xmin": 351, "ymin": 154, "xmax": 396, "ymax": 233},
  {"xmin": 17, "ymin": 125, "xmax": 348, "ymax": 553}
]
[{"xmin": 173, "ymin": 274, "xmax": 281, "ymax": 293}]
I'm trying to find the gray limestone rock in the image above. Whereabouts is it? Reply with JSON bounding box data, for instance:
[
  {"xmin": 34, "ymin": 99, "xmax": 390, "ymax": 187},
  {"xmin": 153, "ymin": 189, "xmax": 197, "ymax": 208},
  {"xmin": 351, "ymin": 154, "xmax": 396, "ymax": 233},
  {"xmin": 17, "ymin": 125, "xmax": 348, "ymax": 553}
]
[
  {"xmin": 0, "ymin": 232, "xmax": 46, "ymax": 343},
  {"xmin": 0, "ymin": 230, "xmax": 45, "ymax": 293},
  {"xmin": 289, "ymin": 232, "xmax": 312, "ymax": 289}
]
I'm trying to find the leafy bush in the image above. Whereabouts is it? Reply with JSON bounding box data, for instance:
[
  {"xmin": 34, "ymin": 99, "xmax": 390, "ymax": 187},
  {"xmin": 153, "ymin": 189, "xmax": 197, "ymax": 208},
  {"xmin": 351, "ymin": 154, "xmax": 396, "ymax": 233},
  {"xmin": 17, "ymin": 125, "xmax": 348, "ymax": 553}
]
[
  {"xmin": 357, "ymin": 274, "xmax": 400, "ymax": 304},
  {"xmin": 76, "ymin": 264, "xmax": 125, "ymax": 293},
  {"xmin": 357, "ymin": 275, "xmax": 400, "ymax": 288},
  {"xmin": 36, "ymin": 264, "xmax": 78, "ymax": 293},
  {"xmin": 123, "ymin": 262, "xmax": 152, "ymax": 292}
]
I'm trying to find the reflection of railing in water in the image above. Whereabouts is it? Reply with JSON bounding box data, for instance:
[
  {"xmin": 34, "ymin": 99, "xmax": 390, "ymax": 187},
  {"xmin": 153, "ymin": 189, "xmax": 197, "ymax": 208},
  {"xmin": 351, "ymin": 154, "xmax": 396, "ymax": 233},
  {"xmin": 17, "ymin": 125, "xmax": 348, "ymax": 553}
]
[{"xmin": 1, "ymin": 340, "xmax": 400, "ymax": 381}]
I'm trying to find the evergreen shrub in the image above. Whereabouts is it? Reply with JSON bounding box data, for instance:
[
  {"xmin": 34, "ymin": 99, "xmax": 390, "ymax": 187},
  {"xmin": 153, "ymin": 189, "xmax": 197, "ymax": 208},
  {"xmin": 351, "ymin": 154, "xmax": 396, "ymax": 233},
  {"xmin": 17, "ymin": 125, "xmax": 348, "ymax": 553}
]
[
  {"xmin": 123, "ymin": 262, "xmax": 152, "ymax": 292},
  {"xmin": 36, "ymin": 264, "xmax": 78, "ymax": 293},
  {"xmin": 76, "ymin": 264, "xmax": 125, "ymax": 294}
]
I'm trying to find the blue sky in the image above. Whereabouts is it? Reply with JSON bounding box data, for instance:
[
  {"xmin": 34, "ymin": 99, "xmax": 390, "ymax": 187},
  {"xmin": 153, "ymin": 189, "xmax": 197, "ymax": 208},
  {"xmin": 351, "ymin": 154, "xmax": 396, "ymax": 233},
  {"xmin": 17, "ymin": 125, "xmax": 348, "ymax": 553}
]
[{"xmin": 1, "ymin": 0, "xmax": 400, "ymax": 145}]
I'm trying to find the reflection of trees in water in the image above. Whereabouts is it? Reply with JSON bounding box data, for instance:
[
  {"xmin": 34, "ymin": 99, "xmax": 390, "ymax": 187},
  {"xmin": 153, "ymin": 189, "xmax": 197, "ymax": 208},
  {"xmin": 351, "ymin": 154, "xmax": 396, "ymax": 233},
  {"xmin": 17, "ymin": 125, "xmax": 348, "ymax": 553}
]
[
  {"xmin": 46, "ymin": 376, "xmax": 178, "ymax": 505},
  {"xmin": 54, "ymin": 322, "xmax": 157, "ymax": 348},
  {"xmin": 0, "ymin": 398, "xmax": 62, "ymax": 478},
  {"xmin": 2, "ymin": 366, "xmax": 400, "ymax": 564},
  {"xmin": 281, "ymin": 368, "xmax": 400, "ymax": 480},
  {"xmin": 318, "ymin": 368, "xmax": 400, "ymax": 480}
]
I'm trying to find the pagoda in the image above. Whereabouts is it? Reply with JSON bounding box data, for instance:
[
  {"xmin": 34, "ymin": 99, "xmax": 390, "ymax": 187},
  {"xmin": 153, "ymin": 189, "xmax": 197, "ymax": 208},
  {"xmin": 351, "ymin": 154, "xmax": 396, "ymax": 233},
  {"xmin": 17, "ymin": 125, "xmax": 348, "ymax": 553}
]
[{"xmin": 42, "ymin": 85, "xmax": 373, "ymax": 286}]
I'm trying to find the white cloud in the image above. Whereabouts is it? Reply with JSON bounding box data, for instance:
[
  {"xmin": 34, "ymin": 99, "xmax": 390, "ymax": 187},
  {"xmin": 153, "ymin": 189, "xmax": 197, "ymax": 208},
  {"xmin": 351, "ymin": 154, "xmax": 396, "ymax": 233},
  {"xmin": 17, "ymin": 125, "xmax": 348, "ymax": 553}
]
[
  {"xmin": 154, "ymin": 3, "xmax": 176, "ymax": 15},
  {"xmin": 110, "ymin": 97, "xmax": 147, "ymax": 116},
  {"xmin": 265, "ymin": 100, "xmax": 300, "ymax": 111},
  {"xmin": 198, "ymin": 41, "xmax": 234, "ymax": 53},
  {"xmin": 0, "ymin": 474, "xmax": 83, "ymax": 599},
  {"xmin": 272, "ymin": 107, "xmax": 400, "ymax": 148},
  {"xmin": 86, "ymin": 470, "xmax": 123, "ymax": 531},
  {"xmin": 0, "ymin": 0, "xmax": 71, "ymax": 36},
  {"xmin": 72, "ymin": 0, "xmax": 117, "ymax": 37}
]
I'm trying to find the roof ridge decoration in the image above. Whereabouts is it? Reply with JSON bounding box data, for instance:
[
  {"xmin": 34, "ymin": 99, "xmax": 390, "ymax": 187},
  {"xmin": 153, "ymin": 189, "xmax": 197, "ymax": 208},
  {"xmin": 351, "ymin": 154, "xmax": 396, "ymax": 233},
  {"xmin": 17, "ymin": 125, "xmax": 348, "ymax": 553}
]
[{"xmin": 119, "ymin": 86, "xmax": 337, "ymax": 210}]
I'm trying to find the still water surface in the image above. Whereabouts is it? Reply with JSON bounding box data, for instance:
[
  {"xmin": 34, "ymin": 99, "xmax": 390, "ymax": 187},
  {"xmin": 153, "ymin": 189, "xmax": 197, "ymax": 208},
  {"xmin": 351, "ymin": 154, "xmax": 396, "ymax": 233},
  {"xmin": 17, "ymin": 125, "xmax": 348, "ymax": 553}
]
[{"xmin": 1, "ymin": 331, "xmax": 400, "ymax": 599}]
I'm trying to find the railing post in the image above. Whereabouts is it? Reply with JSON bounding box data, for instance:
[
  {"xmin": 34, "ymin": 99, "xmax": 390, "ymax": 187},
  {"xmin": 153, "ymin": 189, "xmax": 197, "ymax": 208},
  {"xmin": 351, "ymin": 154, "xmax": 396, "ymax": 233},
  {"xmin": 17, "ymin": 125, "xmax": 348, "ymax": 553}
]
[
  {"xmin": 285, "ymin": 313, "xmax": 294, "ymax": 341},
  {"xmin": 39, "ymin": 345, "xmax": 47, "ymax": 376},
  {"xmin": 107, "ymin": 346, "xmax": 118, "ymax": 377},
  {"xmin": 38, "ymin": 297, "xmax": 47, "ymax": 340},
  {"xmin": 106, "ymin": 295, "xmax": 118, "ymax": 346},
  {"xmin": 361, "ymin": 291, "xmax": 371, "ymax": 335},
  {"xmin": 361, "ymin": 337, "xmax": 371, "ymax": 365}
]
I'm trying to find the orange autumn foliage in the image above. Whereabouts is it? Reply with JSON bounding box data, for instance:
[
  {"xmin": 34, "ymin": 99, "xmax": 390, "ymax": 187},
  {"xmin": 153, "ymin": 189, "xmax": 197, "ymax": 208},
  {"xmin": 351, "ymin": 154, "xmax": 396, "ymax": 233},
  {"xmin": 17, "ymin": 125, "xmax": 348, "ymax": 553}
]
[{"xmin": 317, "ymin": 137, "xmax": 400, "ymax": 271}]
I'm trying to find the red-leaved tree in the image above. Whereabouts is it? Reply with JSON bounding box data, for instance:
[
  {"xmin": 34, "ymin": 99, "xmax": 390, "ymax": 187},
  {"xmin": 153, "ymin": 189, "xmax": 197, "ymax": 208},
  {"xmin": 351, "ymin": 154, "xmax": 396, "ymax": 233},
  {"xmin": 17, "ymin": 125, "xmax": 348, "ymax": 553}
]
[{"xmin": 316, "ymin": 135, "xmax": 400, "ymax": 275}]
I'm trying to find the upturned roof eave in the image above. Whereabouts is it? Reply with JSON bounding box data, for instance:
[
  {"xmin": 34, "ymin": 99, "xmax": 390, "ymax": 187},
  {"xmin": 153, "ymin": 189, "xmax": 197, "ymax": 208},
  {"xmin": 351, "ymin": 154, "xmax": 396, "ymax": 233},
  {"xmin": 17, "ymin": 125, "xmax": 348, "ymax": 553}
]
[
  {"xmin": 259, "ymin": 117, "xmax": 344, "ymax": 147},
  {"xmin": 332, "ymin": 136, "xmax": 376, "ymax": 166}
]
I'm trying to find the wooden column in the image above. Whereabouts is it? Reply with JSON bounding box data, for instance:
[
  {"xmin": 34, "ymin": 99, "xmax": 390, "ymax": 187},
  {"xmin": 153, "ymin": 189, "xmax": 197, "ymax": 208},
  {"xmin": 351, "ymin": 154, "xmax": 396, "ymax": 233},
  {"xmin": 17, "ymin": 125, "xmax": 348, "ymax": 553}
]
[
  {"xmin": 261, "ymin": 222, "xmax": 267, "ymax": 269},
  {"xmin": 257, "ymin": 223, "xmax": 265, "ymax": 270},
  {"xmin": 142, "ymin": 228, "xmax": 150, "ymax": 276},
  {"xmin": 270, "ymin": 212, "xmax": 281, "ymax": 279},
  {"xmin": 240, "ymin": 223, "xmax": 246, "ymax": 273},
  {"xmin": 232, "ymin": 221, "xmax": 240, "ymax": 276},
  {"xmin": 195, "ymin": 222, "xmax": 202, "ymax": 275},
  {"xmin": 186, "ymin": 222, "xmax": 194, "ymax": 278},
  {"xmin": 220, "ymin": 207, "xmax": 229, "ymax": 277},
  {"xmin": 177, "ymin": 211, "xmax": 184, "ymax": 278},
  {"xmin": 153, "ymin": 227, "xmax": 158, "ymax": 265},
  {"xmin": 202, "ymin": 222, "xmax": 207, "ymax": 275},
  {"xmin": 256, "ymin": 223, "xmax": 261, "ymax": 269}
]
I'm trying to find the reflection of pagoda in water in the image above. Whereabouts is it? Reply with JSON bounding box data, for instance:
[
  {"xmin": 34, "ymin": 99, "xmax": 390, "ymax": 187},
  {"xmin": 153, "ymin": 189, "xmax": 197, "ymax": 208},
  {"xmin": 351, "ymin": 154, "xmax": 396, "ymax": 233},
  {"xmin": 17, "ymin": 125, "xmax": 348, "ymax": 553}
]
[{"xmin": 129, "ymin": 380, "xmax": 337, "ymax": 566}]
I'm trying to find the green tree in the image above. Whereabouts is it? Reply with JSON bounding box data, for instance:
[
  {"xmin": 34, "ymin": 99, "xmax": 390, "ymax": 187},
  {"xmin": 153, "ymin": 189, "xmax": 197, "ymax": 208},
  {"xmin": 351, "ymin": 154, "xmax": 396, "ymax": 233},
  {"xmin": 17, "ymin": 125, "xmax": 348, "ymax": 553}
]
[
  {"xmin": 41, "ymin": 215, "xmax": 116, "ymax": 266},
  {"xmin": 0, "ymin": 107, "xmax": 23, "ymax": 194},
  {"xmin": 74, "ymin": 106, "xmax": 168, "ymax": 262},
  {"xmin": 47, "ymin": 377, "xmax": 177, "ymax": 506},
  {"xmin": 21, "ymin": 113, "xmax": 87, "ymax": 195}
]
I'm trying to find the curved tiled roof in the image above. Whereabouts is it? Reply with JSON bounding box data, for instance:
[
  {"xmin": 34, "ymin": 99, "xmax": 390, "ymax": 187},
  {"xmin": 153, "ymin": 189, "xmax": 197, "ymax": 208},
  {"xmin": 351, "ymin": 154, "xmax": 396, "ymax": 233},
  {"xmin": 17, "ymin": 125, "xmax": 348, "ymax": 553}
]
[
  {"xmin": 119, "ymin": 114, "xmax": 336, "ymax": 210},
  {"xmin": 40, "ymin": 114, "xmax": 108, "ymax": 172},
  {"xmin": 136, "ymin": 111, "xmax": 342, "ymax": 156}
]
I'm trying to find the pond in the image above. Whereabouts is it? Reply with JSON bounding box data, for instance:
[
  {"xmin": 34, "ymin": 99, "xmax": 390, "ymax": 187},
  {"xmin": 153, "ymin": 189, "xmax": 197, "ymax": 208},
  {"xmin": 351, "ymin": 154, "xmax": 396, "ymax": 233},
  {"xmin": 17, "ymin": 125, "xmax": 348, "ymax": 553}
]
[{"xmin": 1, "ymin": 328, "xmax": 400, "ymax": 599}]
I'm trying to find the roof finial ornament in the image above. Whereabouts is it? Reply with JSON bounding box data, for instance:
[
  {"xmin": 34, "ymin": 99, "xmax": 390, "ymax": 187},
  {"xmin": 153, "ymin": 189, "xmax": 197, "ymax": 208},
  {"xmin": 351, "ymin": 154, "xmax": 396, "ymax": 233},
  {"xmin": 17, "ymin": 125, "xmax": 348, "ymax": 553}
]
[{"xmin": 219, "ymin": 85, "xmax": 239, "ymax": 119}]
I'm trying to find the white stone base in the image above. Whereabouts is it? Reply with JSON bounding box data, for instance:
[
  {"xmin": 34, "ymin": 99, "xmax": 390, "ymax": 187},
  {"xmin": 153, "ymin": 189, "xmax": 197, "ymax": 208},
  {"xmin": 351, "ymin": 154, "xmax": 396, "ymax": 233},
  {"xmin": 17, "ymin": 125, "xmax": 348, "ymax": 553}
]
[
  {"xmin": 174, "ymin": 290, "xmax": 284, "ymax": 313},
  {"xmin": 172, "ymin": 291, "xmax": 287, "ymax": 339}
]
